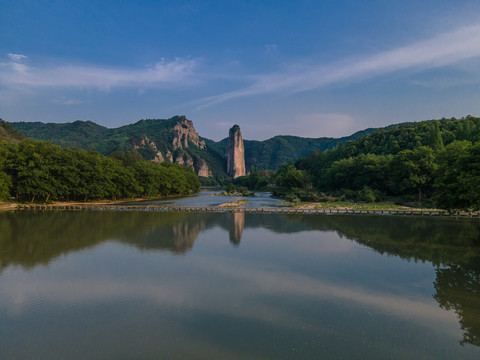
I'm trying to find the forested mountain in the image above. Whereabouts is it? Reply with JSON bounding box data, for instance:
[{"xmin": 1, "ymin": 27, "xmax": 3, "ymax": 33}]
[
  {"xmin": 13, "ymin": 116, "xmax": 228, "ymax": 181},
  {"xmin": 205, "ymin": 128, "xmax": 376, "ymax": 171},
  {"xmin": 276, "ymin": 116, "xmax": 480, "ymax": 210},
  {"xmin": 12, "ymin": 116, "xmax": 377, "ymax": 179},
  {"xmin": 4, "ymin": 115, "xmax": 480, "ymax": 208}
]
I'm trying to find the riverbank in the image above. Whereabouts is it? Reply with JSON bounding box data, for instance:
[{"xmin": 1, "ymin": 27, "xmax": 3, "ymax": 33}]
[
  {"xmin": 290, "ymin": 201, "xmax": 427, "ymax": 211},
  {"xmin": 0, "ymin": 202, "xmax": 18, "ymax": 212},
  {"xmin": 0, "ymin": 198, "xmax": 144, "ymax": 212},
  {"xmin": 0, "ymin": 197, "xmax": 441, "ymax": 213}
]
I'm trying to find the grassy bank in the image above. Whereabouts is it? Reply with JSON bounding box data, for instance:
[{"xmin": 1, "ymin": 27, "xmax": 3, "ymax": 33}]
[{"xmin": 289, "ymin": 200, "xmax": 438, "ymax": 211}]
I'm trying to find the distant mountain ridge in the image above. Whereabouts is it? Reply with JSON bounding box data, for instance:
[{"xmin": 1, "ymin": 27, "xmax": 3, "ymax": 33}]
[{"xmin": 11, "ymin": 116, "xmax": 378, "ymax": 179}]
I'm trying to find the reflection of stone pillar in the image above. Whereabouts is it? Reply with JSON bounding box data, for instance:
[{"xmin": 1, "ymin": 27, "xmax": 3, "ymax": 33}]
[{"xmin": 226, "ymin": 212, "xmax": 245, "ymax": 245}]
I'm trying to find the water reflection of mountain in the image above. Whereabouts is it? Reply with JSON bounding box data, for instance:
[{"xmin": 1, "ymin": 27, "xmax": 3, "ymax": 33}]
[
  {"xmin": 1, "ymin": 211, "xmax": 479, "ymax": 346},
  {"xmin": 0, "ymin": 211, "xmax": 305, "ymax": 270},
  {"xmin": 0, "ymin": 211, "xmax": 206, "ymax": 270},
  {"xmin": 2, "ymin": 212, "xmax": 479, "ymax": 269}
]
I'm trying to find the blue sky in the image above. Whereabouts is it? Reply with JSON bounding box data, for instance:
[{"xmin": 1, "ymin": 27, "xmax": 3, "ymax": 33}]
[{"xmin": 1, "ymin": 0, "xmax": 480, "ymax": 140}]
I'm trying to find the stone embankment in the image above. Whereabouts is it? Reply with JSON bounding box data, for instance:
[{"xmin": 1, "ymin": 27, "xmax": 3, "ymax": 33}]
[{"xmin": 13, "ymin": 203, "xmax": 480, "ymax": 218}]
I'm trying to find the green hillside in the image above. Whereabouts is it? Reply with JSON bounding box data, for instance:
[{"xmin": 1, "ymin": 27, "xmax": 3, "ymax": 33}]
[
  {"xmin": 13, "ymin": 116, "xmax": 230, "ymax": 182},
  {"xmin": 204, "ymin": 128, "xmax": 376, "ymax": 171},
  {"xmin": 11, "ymin": 118, "xmax": 180, "ymax": 154},
  {"xmin": 0, "ymin": 119, "xmax": 24, "ymax": 143},
  {"xmin": 12, "ymin": 116, "xmax": 378, "ymax": 177},
  {"xmin": 279, "ymin": 116, "xmax": 480, "ymax": 210}
]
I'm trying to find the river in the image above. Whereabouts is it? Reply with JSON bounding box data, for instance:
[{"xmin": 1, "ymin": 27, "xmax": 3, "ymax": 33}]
[
  {"xmin": 0, "ymin": 210, "xmax": 479, "ymax": 359},
  {"xmin": 125, "ymin": 189, "xmax": 285, "ymax": 207}
]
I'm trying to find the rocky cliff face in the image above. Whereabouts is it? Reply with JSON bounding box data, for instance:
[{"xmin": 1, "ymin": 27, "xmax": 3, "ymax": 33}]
[
  {"xmin": 227, "ymin": 125, "xmax": 246, "ymax": 178},
  {"xmin": 133, "ymin": 136, "xmax": 166, "ymax": 163},
  {"xmin": 172, "ymin": 118, "xmax": 206, "ymax": 150},
  {"xmin": 131, "ymin": 117, "xmax": 212, "ymax": 177},
  {"xmin": 194, "ymin": 157, "xmax": 212, "ymax": 177}
]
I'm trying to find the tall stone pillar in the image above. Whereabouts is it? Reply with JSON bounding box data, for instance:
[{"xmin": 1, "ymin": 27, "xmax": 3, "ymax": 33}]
[{"xmin": 227, "ymin": 125, "xmax": 246, "ymax": 178}]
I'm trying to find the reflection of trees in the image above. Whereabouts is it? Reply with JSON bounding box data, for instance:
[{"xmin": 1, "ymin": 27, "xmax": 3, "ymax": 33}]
[
  {"xmin": 0, "ymin": 211, "xmax": 207, "ymax": 270},
  {"xmin": 434, "ymin": 263, "xmax": 480, "ymax": 346},
  {"xmin": 288, "ymin": 215, "xmax": 480, "ymax": 266},
  {"xmin": 288, "ymin": 214, "xmax": 480, "ymax": 347},
  {"xmin": 2, "ymin": 211, "xmax": 480, "ymax": 346},
  {"xmin": 0, "ymin": 210, "xmax": 250, "ymax": 270}
]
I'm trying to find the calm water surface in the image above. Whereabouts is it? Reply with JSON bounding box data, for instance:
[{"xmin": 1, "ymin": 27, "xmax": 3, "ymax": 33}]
[
  {"xmin": 127, "ymin": 189, "xmax": 285, "ymax": 207},
  {"xmin": 0, "ymin": 211, "xmax": 479, "ymax": 359}
]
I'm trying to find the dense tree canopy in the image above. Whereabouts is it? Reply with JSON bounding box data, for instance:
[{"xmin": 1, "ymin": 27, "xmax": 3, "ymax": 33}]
[
  {"xmin": 0, "ymin": 139, "xmax": 200, "ymax": 202},
  {"xmin": 288, "ymin": 117, "xmax": 480, "ymax": 210},
  {"xmin": 0, "ymin": 119, "xmax": 24, "ymax": 143}
]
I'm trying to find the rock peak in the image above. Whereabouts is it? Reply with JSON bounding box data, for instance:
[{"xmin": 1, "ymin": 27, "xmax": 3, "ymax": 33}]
[
  {"xmin": 172, "ymin": 117, "xmax": 206, "ymax": 150},
  {"xmin": 227, "ymin": 124, "xmax": 246, "ymax": 178}
]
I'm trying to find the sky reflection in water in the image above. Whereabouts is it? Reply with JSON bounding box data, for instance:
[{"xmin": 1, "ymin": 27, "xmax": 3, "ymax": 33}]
[{"xmin": 0, "ymin": 211, "xmax": 479, "ymax": 359}]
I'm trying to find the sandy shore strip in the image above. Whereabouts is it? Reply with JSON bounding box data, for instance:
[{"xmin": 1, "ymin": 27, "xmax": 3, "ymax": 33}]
[{"xmin": 218, "ymin": 199, "xmax": 249, "ymax": 207}]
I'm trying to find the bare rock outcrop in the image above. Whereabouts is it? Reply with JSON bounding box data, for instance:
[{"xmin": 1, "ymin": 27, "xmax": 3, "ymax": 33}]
[
  {"xmin": 174, "ymin": 153, "xmax": 194, "ymax": 167},
  {"xmin": 133, "ymin": 136, "xmax": 157, "ymax": 152},
  {"xmin": 194, "ymin": 157, "xmax": 212, "ymax": 178},
  {"xmin": 172, "ymin": 117, "xmax": 206, "ymax": 150},
  {"xmin": 227, "ymin": 125, "xmax": 246, "ymax": 178},
  {"xmin": 153, "ymin": 151, "xmax": 164, "ymax": 163},
  {"xmin": 131, "ymin": 117, "xmax": 213, "ymax": 178}
]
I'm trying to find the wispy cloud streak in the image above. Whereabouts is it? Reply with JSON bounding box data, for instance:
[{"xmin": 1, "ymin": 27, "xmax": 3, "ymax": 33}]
[
  {"xmin": 0, "ymin": 57, "xmax": 197, "ymax": 91},
  {"xmin": 195, "ymin": 24, "xmax": 480, "ymax": 107},
  {"xmin": 8, "ymin": 53, "xmax": 28, "ymax": 61}
]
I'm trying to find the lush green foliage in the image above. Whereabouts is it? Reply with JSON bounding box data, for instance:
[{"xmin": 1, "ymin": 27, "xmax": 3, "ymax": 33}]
[
  {"xmin": 232, "ymin": 166, "xmax": 272, "ymax": 190},
  {"xmin": 287, "ymin": 117, "xmax": 480, "ymax": 210},
  {"xmin": 13, "ymin": 116, "xmax": 230, "ymax": 182},
  {"xmin": 206, "ymin": 128, "xmax": 376, "ymax": 172},
  {"xmin": 12, "ymin": 117, "xmax": 376, "ymax": 178},
  {"xmin": 0, "ymin": 139, "xmax": 200, "ymax": 202},
  {"xmin": 434, "ymin": 141, "xmax": 480, "ymax": 210},
  {"xmin": 12, "ymin": 116, "xmax": 201, "ymax": 156},
  {"xmin": 0, "ymin": 119, "xmax": 24, "ymax": 143}
]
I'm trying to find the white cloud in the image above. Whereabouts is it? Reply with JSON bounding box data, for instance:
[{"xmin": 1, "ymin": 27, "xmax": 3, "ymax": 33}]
[
  {"xmin": 0, "ymin": 254, "xmax": 458, "ymax": 333},
  {"xmin": 0, "ymin": 57, "xmax": 197, "ymax": 91},
  {"xmin": 8, "ymin": 53, "xmax": 27, "ymax": 61},
  {"xmin": 195, "ymin": 23, "xmax": 480, "ymax": 107}
]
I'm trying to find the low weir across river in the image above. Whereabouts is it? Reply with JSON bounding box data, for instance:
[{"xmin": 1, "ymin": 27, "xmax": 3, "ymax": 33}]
[{"xmin": 16, "ymin": 203, "xmax": 480, "ymax": 217}]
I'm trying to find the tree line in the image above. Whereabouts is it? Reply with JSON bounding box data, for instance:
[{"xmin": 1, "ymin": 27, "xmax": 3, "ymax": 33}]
[
  {"xmin": 238, "ymin": 117, "xmax": 480, "ymax": 211},
  {"xmin": 292, "ymin": 117, "xmax": 480, "ymax": 210},
  {"xmin": 0, "ymin": 139, "xmax": 200, "ymax": 203}
]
